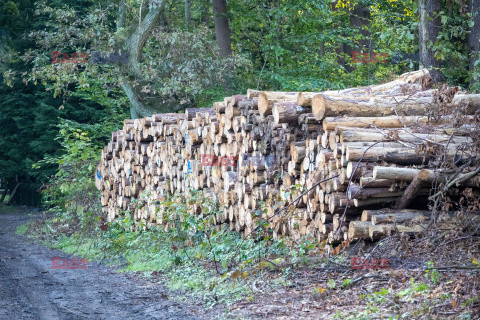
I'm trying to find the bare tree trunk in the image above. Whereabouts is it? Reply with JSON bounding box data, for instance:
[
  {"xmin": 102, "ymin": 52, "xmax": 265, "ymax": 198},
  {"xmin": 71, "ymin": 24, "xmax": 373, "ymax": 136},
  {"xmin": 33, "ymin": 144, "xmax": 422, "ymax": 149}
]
[
  {"xmin": 117, "ymin": 0, "xmax": 173, "ymax": 118},
  {"xmin": 213, "ymin": 0, "xmax": 232, "ymax": 57},
  {"xmin": 319, "ymin": 34, "xmax": 325, "ymax": 57},
  {"xmin": 0, "ymin": 189, "xmax": 7, "ymax": 203},
  {"xmin": 418, "ymin": 0, "xmax": 444, "ymax": 82},
  {"xmin": 394, "ymin": 174, "xmax": 427, "ymax": 209},
  {"xmin": 117, "ymin": 0, "xmax": 126, "ymax": 30},
  {"xmin": 185, "ymin": 0, "xmax": 192, "ymax": 29},
  {"xmin": 344, "ymin": 4, "xmax": 370, "ymax": 72},
  {"xmin": 6, "ymin": 182, "xmax": 20, "ymax": 205},
  {"xmin": 201, "ymin": 0, "xmax": 210, "ymax": 26},
  {"xmin": 468, "ymin": 0, "xmax": 480, "ymax": 90},
  {"xmin": 331, "ymin": 0, "xmax": 347, "ymax": 69}
]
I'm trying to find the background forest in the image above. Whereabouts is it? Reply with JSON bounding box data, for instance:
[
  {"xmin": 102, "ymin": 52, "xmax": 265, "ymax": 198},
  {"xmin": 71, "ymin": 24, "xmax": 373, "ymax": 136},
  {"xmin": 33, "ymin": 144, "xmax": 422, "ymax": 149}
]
[{"xmin": 0, "ymin": 0, "xmax": 479, "ymax": 206}]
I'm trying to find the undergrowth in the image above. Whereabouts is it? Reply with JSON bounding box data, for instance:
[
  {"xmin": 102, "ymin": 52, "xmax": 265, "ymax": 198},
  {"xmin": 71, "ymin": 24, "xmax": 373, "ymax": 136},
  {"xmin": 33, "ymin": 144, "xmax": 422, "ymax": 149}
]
[{"xmin": 25, "ymin": 187, "xmax": 319, "ymax": 307}]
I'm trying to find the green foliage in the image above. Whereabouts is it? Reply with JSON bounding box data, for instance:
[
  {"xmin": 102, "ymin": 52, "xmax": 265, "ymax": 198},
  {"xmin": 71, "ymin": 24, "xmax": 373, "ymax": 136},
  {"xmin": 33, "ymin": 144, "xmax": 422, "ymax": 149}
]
[
  {"xmin": 0, "ymin": 80, "xmax": 113, "ymax": 197},
  {"xmin": 0, "ymin": 0, "xmax": 127, "ymax": 204},
  {"xmin": 328, "ymin": 278, "xmax": 336, "ymax": 289},
  {"xmin": 397, "ymin": 278, "xmax": 430, "ymax": 300},
  {"xmin": 15, "ymin": 223, "xmax": 27, "ymax": 234},
  {"xmin": 228, "ymin": 0, "xmax": 419, "ymax": 90},
  {"xmin": 424, "ymin": 261, "xmax": 440, "ymax": 285},
  {"xmin": 341, "ymin": 278, "xmax": 352, "ymax": 288},
  {"xmin": 14, "ymin": 1, "xmax": 255, "ymax": 116},
  {"xmin": 433, "ymin": 4, "xmax": 472, "ymax": 87},
  {"xmin": 37, "ymin": 118, "xmax": 120, "ymax": 231},
  {"xmin": 142, "ymin": 26, "xmax": 254, "ymax": 110}
]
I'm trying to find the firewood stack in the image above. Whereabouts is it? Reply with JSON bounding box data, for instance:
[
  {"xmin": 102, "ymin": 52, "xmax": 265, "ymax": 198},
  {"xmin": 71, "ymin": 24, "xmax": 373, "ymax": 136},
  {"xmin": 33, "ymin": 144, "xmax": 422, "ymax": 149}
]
[{"xmin": 96, "ymin": 69, "xmax": 480, "ymax": 243}]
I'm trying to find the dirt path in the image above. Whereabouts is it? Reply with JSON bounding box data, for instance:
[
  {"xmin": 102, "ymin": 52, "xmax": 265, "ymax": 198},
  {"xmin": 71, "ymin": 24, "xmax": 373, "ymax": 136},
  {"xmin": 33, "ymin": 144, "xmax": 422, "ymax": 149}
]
[{"xmin": 0, "ymin": 208, "xmax": 204, "ymax": 320}]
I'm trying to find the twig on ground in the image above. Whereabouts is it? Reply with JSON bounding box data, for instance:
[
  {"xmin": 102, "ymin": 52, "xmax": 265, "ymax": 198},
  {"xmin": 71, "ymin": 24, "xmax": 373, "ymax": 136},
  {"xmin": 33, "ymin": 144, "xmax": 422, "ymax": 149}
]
[
  {"xmin": 365, "ymin": 236, "xmax": 392, "ymax": 260},
  {"xmin": 425, "ymin": 266, "xmax": 480, "ymax": 271},
  {"xmin": 262, "ymin": 258, "xmax": 280, "ymax": 268},
  {"xmin": 345, "ymin": 274, "xmax": 386, "ymax": 288},
  {"xmin": 326, "ymin": 257, "xmax": 350, "ymax": 269}
]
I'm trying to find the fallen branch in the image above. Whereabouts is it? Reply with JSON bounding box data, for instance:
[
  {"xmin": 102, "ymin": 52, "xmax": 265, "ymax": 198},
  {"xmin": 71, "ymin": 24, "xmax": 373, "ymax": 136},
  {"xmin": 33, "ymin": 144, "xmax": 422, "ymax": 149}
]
[
  {"xmin": 395, "ymin": 173, "xmax": 427, "ymax": 209},
  {"xmin": 429, "ymin": 166, "xmax": 480, "ymax": 200},
  {"xmin": 345, "ymin": 274, "xmax": 387, "ymax": 288}
]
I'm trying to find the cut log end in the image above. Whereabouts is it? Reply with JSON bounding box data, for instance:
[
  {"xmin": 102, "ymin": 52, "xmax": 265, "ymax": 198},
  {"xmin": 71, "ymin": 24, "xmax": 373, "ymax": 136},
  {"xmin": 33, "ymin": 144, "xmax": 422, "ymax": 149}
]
[{"xmin": 312, "ymin": 94, "xmax": 326, "ymax": 120}]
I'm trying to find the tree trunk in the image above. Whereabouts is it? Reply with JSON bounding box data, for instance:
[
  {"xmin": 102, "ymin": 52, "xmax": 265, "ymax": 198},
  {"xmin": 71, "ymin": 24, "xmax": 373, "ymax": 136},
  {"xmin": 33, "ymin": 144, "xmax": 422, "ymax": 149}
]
[
  {"xmin": 272, "ymin": 103, "xmax": 306, "ymax": 125},
  {"xmin": 212, "ymin": 0, "xmax": 232, "ymax": 57},
  {"xmin": 116, "ymin": 1, "xmax": 173, "ymax": 118},
  {"xmin": 369, "ymin": 224, "xmax": 425, "ymax": 238},
  {"xmin": 418, "ymin": 0, "xmax": 444, "ymax": 82},
  {"xmin": 258, "ymin": 91, "xmax": 298, "ymax": 116},
  {"xmin": 330, "ymin": 0, "xmax": 347, "ymax": 68},
  {"xmin": 6, "ymin": 182, "xmax": 20, "ymax": 205},
  {"xmin": 185, "ymin": 0, "xmax": 192, "ymax": 29},
  {"xmin": 201, "ymin": 0, "xmax": 210, "ymax": 26},
  {"xmin": 322, "ymin": 116, "xmax": 432, "ymax": 131},
  {"xmin": 117, "ymin": 0, "xmax": 126, "ymax": 30},
  {"xmin": 394, "ymin": 174, "xmax": 427, "ymax": 209},
  {"xmin": 344, "ymin": 4, "xmax": 370, "ymax": 72},
  {"xmin": 345, "ymin": 146, "xmax": 427, "ymax": 165},
  {"xmin": 468, "ymin": 0, "xmax": 480, "ymax": 90},
  {"xmin": 0, "ymin": 189, "xmax": 7, "ymax": 203},
  {"xmin": 313, "ymin": 94, "xmax": 434, "ymax": 120}
]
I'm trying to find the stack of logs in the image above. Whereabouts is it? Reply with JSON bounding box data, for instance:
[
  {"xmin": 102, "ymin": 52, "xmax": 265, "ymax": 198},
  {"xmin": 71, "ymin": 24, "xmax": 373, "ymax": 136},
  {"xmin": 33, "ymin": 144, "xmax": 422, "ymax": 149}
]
[{"xmin": 96, "ymin": 69, "xmax": 480, "ymax": 243}]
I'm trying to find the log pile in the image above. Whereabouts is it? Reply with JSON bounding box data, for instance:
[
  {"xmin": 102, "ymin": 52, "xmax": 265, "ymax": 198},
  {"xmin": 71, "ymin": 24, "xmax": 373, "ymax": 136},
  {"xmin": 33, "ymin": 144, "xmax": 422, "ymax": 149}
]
[
  {"xmin": 96, "ymin": 69, "xmax": 480, "ymax": 243},
  {"xmin": 348, "ymin": 209, "xmax": 480, "ymax": 240}
]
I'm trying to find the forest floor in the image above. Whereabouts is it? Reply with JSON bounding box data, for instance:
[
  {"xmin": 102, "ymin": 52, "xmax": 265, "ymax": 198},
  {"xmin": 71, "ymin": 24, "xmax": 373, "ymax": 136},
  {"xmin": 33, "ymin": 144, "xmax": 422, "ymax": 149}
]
[
  {"xmin": 227, "ymin": 215, "xmax": 480, "ymax": 320},
  {"xmin": 0, "ymin": 206, "xmax": 213, "ymax": 320},
  {"xmin": 3, "ymin": 205, "xmax": 480, "ymax": 319}
]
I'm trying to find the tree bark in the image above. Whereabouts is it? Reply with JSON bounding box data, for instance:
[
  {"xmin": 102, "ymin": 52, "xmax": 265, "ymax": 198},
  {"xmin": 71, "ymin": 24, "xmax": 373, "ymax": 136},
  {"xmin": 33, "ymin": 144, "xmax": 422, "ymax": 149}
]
[
  {"xmin": 0, "ymin": 189, "xmax": 7, "ymax": 203},
  {"xmin": 185, "ymin": 0, "xmax": 192, "ymax": 29},
  {"xmin": 468, "ymin": 0, "xmax": 480, "ymax": 90},
  {"xmin": 344, "ymin": 4, "xmax": 371, "ymax": 72},
  {"xmin": 348, "ymin": 221, "xmax": 371, "ymax": 239},
  {"xmin": 418, "ymin": 0, "xmax": 444, "ymax": 82},
  {"xmin": 313, "ymin": 94, "xmax": 434, "ymax": 120},
  {"xmin": 6, "ymin": 182, "xmax": 20, "ymax": 205},
  {"xmin": 201, "ymin": 0, "xmax": 210, "ymax": 26},
  {"xmin": 322, "ymin": 116, "xmax": 432, "ymax": 131},
  {"xmin": 371, "ymin": 210, "xmax": 431, "ymax": 225},
  {"xmin": 373, "ymin": 166, "xmax": 480, "ymax": 187},
  {"xmin": 272, "ymin": 102, "xmax": 306, "ymax": 125},
  {"xmin": 369, "ymin": 223, "xmax": 425, "ymax": 238},
  {"xmin": 394, "ymin": 174, "xmax": 427, "ymax": 209},
  {"xmin": 340, "ymin": 129, "xmax": 472, "ymax": 145},
  {"xmin": 117, "ymin": 0, "xmax": 175, "ymax": 118},
  {"xmin": 117, "ymin": 0, "xmax": 126, "ymax": 30},
  {"xmin": 345, "ymin": 146, "xmax": 427, "ymax": 165},
  {"xmin": 213, "ymin": 0, "xmax": 232, "ymax": 57},
  {"xmin": 330, "ymin": 0, "xmax": 346, "ymax": 68},
  {"xmin": 258, "ymin": 91, "xmax": 298, "ymax": 116}
]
